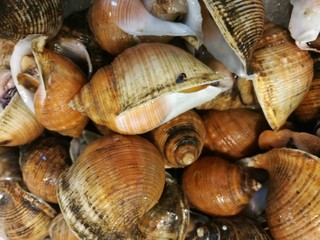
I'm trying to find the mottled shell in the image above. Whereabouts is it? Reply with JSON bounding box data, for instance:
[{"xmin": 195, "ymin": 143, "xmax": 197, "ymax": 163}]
[
  {"xmin": 252, "ymin": 22, "xmax": 314, "ymax": 130},
  {"xmin": 19, "ymin": 137, "xmax": 71, "ymax": 203},
  {"xmin": 148, "ymin": 110, "xmax": 206, "ymax": 168},
  {"xmin": 244, "ymin": 148, "xmax": 320, "ymax": 240},
  {"xmin": 138, "ymin": 173, "xmax": 189, "ymax": 240},
  {"xmin": 88, "ymin": 0, "xmax": 202, "ymax": 55},
  {"xmin": 202, "ymin": 0, "xmax": 265, "ymax": 77},
  {"xmin": 202, "ymin": 109, "xmax": 269, "ymax": 159},
  {"xmin": 31, "ymin": 36, "xmax": 89, "ymax": 137},
  {"xmin": 57, "ymin": 134, "xmax": 166, "ymax": 239},
  {"xmin": 70, "ymin": 43, "xmax": 232, "ymax": 135},
  {"xmin": 49, "ymin": 214, "xmax": 78, "ymax": 240},
  {"xmin": 182, "ymin": 155, "xmax": 261, "ymax": 216},
  {"xmin": 0, "ymin": 0, "xmax": 63, "ymax": 41},
  {"xmin": 0, "ymin": 93, "xmax": 43, "ymax": 146},
  {"xmin": 0, "ymin": 39, "xmax": 15, "ymax": 69},
  {"xmin": 0, "ymin": 181, "xmax": 57, "ymax": 240},
  {"xmin": 294, "ymin": 54, "xmax": 320, "ymax": 122},
  {"xmin": 186, "ymin": 215, "xmax": 271, "ymax": 240},
  {"xmin": 0, "ymin": 147, "xmax": 21, "ymax": 181}
]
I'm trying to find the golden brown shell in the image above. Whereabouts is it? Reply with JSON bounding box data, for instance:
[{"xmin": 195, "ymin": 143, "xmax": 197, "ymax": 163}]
[
  {"xmin": 0, "ymin": 180, "xmax": 57, "ymax": 240},
  {"xmin": 0, "ymin": 0, "xmax": 63, "ymax": 41},
  {"xmin": 19, "ymin": 137, "xmax": 71, "ymax": 203},
  {"xmin": 245, "ymin": 148, "xmax": 320, "ymax": 240},
  {"xmin": 147, "ymin": 110, "xmax": 206, "ymax": 168},
  {"xmin": 57, "ymin": 134, "xmax": 166, "ymax": 239},
  {"xmin": 49, "ymin": 214, "xmax": 78, "ymax": 240},
  {"xmin": 182, "ymin": 155, "xmax": 261, "ymax": 216},
  {"xmin": 202, "ymin": 109, "xmax": 269, "ymax": 159}
]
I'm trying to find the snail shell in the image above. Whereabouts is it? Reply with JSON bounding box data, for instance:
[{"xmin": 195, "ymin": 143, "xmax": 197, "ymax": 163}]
[
  {"xmin": 202, "ymin": 0, "xmax": 265, "ymax": 77},
  {"xmin": 182, "ymin": 155, "xmax": 261, "ymax": 216},
  {"xmin": 0, "ymin": 93, "xmax": 43, "ymax": 146},
  {"xmin": 243, "ymin": 148, "xmax": 320, "ymax": 240},
  {"xmin": 57, "ymin": 134, "xmax": 166, "ymax": 239},
  {"xmin": 251, "ymin": 21, "xmax": 314, "ymax": 130},
  {"xmin": 138, "ymin": 173, "xmax": 190, "ymax": 240},
  {"xmin": 202, "ymin": 108, "xmax": 269, "ymax": 159},
  {"xmin": 147, "ymin": 110, "xmax": 206, "ymax": 168},
  {"xmin": 0, "ymin": 147, "xmax": 21, "ymax": 181},
  {"xmin": 19, "ymin": 137, "xmax": 71, "ymax": 203},
  {"xmin": 30, "ymin": 36, "xmax": 89, "ymax": 137},
  {"xmin": 70, "ymin": 43, "xmax": 232, "ymax": 135},
  {"xmin": 49, "ymin": 214, "xmax": 78, "ymax": 240},
  {"xmin": 0, "ymin": 180, "xmax": 57, "ymax": 240},
  {"xmin": 88, "ymin": 0, "xmax": 202, "ymax": 55},
  {"xmin": 0, "ymin": 0, "xmax": 63, "ymax": 41},
  {"xmin": 186, "ymin": 215, "xmax": 271, "ymax": 240}
]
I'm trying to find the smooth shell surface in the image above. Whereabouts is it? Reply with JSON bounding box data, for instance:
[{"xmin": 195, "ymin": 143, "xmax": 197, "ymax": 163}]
[
  {"xmin": 182, "ymin": 155, "xmax": 261, "ymax": 216},
  {"xmin": 148, "ymin": 110, "xmax": 206, "ymax": 168},
  {"xmin": 57, "ymin": 134, "xmax": 166, "ymax": 239},
  {"xmin": 70, "ymin": 43, "xmax": 232, "ymax": 135},
  {"xmin": 245, "ymin": 148, "xmax": 320, "ymax": 240},
  {"xmin": 0, "ymin": 147, "xmax": 21, "ymax": 181},
  {"xmin": 0, "ymin": 0, "xmax": 63, "ymax": 41}
]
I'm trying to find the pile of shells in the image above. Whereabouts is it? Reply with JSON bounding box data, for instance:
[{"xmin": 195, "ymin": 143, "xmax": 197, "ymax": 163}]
[{"xmin": 1, "ymin": 0, "xmax": 320, "ymax": 239}]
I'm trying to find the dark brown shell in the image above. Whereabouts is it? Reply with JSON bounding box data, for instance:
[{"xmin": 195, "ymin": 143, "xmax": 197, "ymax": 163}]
[
  {"xmin": 0, "ymin": 147, "xmax": 21, "ymax": 181},
  {"xmin": 19, "ymin": 137, "xmax": 71, "ymax": 203},
  {"xmin": 0, "ymin": 0, "xmax": 63, "ymax": 41}
]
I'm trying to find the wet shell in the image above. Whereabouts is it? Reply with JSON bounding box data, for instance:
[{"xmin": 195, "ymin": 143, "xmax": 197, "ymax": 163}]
[
  {"xmin": 0, "ymin": 147, "xmax": 21, "ymax": 181},
  {"xmin": 70, "ymin": 43, "xmax": 232, "ymax": 135},
  {"xmin": 202, "ymin": 0, "xmax": 265, "ymax": 77},
  {"xmin": 57, "ymin": 134, "xmax": 166, "ymax": 239},
  {"xmin": 202, "ymin": 109, "xmax": 269, "ymax": 159},
  {"xmin": 147, "ymin": 110, "xmax": 206, "ymax": 168},
  {"xmin": 19, "ymin": 137, "xmax": 71, "ymax": 203},
  {"xmin": 182, "ymin": 155, "xmax": 261, "ymax": 216},
  {"xmin": 186, "ymin": 215, "xmax": 271, "ymax": 240},
  {"xmin": 0, "ymin": 0, "xmax": 63, "ymax": 41},
  {"xmin": 31, "ymin": 36, "xmax": 89, "ymax": 137},
  {"xmin": 251, "ymin": 22, "xmax": 314, "ymax": 130},
  {"xmin": 243, "ymin": 148, "xmax": 320, "ymax": 240},
  {"xmin": 88, "ymin": 0, "xmax": 202, "ymax": 55},
  {"xmin": 138, "ymin": 173, "xmax": 190, "ymax": 240},
  {"xmin": 49, "ymin": 214, "xmax": 78, "ymax": 240},
  {"xmin": 0, "ymin": 93, "xmax": 43, "ymax": 146},
  {"xmin": 0, "ymin": 180, "xmax": 57, "ymax": 240},
  {"xmin": 294, "ymin": 54, "xmax": 320, "ymax": 122}
]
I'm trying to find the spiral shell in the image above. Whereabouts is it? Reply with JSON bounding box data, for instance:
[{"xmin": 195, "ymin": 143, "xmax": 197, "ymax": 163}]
[
  {"xmin": 70, "ymin": 43, "xmax": 232, "ymax": 135},
  {"xmin": 0, "ymin": 0, "xmax": 63, "ymax": 41},
  {"xmin": 148, "ymin": 110, "xmax": 206, "ymax": 168},
  {"xmin": 19, "ymin": 137, "xmax": 71, "ymax": 203},
  {"xmin": 31, "ymin": 35, "xmax": 89, "ymax": 137},
  {"xmin": 251, "ymin": 21, "xmax": 314, "ymax": 130},
  {"xmin": 0, "ymin": 180, "xmax": 57, "ymax": 240},
  {"xmin": 182, "ymin": 155, "xmax": 261, "ymax": 216},
  {"xmin": 244, "ymin": 148, "xmax": 320, "ymax": 240},
  {"xmin": 57, "ymin": 134, "xmax": 166, "ymax": 239},
  {"xmin": 138, "ymin": 173, "xmax": 189, "ymax": 239},
  {"xmin": 202, "ymin": 0, "xmax": 265, "ymax": 77},
  {"xmin": 202, "ymin": 108, "xmax": 269, "ymax": 159}
]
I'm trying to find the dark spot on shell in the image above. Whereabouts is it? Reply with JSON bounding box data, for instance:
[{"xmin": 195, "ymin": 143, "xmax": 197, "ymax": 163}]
[
  {"xmin": 176, "ymin": 73, "xmax": 186, "ymax": 84},
  {"xmin": 22, "ymin": 199, "xmax": 40, "ymax": 214}
]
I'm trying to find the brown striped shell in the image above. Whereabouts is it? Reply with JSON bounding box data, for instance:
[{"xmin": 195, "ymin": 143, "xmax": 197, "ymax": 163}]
[
  {"xmin": 19, "ymin": 137, "xmax": 71, "ymax": 203},
  {"xmin": 202, "ymin": 108, "xmax": 269, "ymax": 159},
  {"xmin": 57, "ymin": 134, "xmax": 166, "ymax": 239},
  {"xmin": 0, "ymin": 0, "xmax": 63, "ymax": 41},
  {"xmin": 182, "ymin": 155, "xmax": 261, "ymax": 216},
  {"xmin": 202, "ymin": 0, "xmax": 265, "ymax": 77},
  {"xmin": 251, "ymin": 21, "xmax": 314, "ymax": 130},
  {"xmin": 0, "ymin": 180, "xmax": 57, "ymax": 240},
  {"xmin": 49, "ymin": 214, "xmax": 78, "ymax": 240},
  {"xmin": 244, "ymin": 148, "xmax": 320, "ymax": 240},
  {"xmin": 147, "ymin": 110, "xmax": 206, "ymax": 168},
  {"xmin": 70, "ymin": 43, "xmax": 232, "ymax": 135}
]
